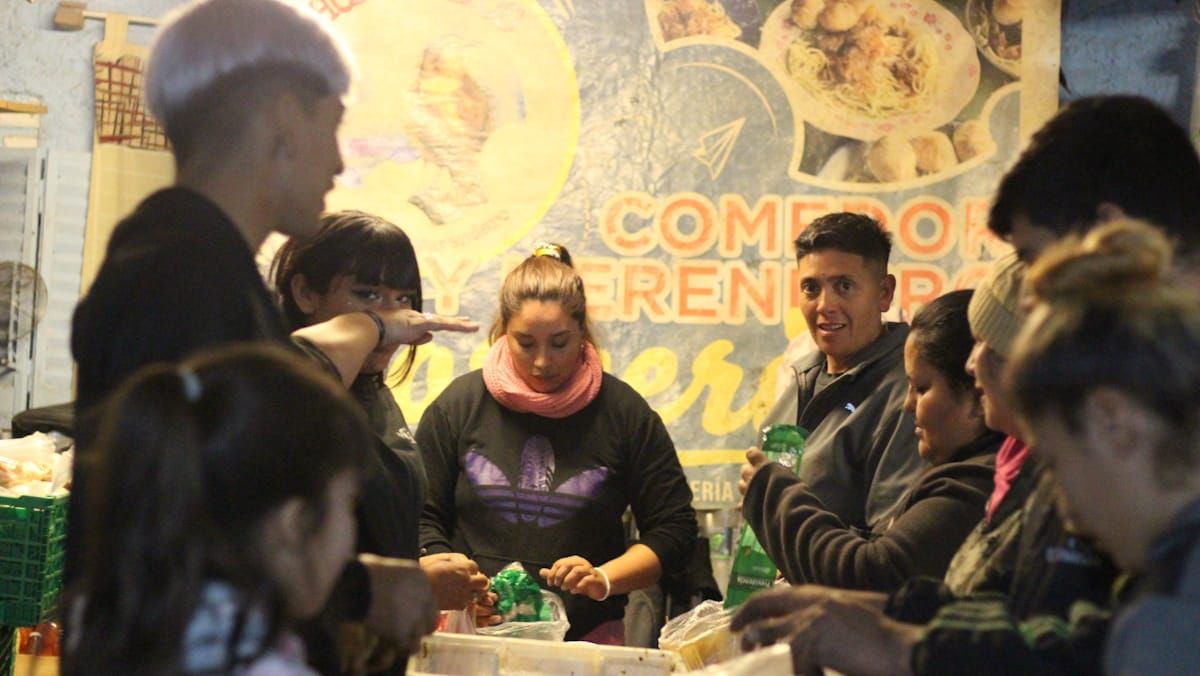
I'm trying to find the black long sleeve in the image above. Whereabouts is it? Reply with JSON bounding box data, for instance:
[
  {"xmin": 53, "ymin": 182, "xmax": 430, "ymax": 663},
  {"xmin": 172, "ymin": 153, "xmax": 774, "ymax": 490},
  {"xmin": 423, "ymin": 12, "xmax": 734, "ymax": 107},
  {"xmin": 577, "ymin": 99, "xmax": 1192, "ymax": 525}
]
[{"xmin": 744, "ymin": 435, "xmax": 998, "ymax": 591}]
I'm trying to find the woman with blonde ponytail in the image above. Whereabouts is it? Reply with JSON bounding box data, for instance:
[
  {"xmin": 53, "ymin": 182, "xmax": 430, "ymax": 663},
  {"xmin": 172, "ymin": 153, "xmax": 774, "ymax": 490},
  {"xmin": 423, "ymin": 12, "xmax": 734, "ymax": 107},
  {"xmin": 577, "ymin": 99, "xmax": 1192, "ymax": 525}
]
[
  {"xmin": 1011, "ymin": 218, "xmax": 1200, "ymax": 675},
  {"xmin": 417, "ymin": 243, "xmax": 697, "ymax": 644}
]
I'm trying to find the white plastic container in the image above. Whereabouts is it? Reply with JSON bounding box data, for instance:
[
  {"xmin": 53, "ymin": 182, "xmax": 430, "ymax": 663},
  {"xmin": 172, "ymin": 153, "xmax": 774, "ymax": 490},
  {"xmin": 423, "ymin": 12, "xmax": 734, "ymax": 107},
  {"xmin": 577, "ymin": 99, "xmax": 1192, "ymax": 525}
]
[
  {"xmin": 688, "ymin": 644, "xmax": 792, "ymax": 675},
  {"xmin": 408, "ymin": 632, "xmax": 686, "ymax": 675}
]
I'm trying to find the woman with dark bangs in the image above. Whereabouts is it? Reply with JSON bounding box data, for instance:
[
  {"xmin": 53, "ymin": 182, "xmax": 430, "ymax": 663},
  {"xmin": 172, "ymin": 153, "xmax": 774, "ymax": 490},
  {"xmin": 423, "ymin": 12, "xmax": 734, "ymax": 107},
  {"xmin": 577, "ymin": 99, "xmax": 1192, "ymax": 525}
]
[{"xmin": 273, "ymin": 210, "xmax": 490, "ymax": 617}]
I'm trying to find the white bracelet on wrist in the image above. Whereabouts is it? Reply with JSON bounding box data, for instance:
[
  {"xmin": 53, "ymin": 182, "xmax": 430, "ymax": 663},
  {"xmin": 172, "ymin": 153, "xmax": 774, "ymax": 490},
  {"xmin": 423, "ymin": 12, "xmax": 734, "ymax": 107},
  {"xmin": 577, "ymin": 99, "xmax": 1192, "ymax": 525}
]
[{"xmin": 595, "ymin": 566, "xmax": 611, "ymax": 602}]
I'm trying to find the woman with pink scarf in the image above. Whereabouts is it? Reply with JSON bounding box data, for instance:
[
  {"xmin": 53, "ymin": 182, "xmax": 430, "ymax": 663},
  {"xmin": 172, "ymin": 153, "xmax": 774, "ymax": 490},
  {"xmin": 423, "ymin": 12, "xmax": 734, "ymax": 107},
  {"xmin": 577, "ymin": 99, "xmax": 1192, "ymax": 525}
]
[{"xmin": 417, "ymin": 243, "xmax": 698, "ymax": 645}]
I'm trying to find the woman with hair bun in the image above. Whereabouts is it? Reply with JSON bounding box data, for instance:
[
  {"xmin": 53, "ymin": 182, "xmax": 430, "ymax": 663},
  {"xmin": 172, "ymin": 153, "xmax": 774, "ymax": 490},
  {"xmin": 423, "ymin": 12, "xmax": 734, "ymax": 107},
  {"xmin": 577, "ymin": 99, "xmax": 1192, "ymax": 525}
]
[
  {"xmin": 417, "ymin": 242, "xmax": 698, "ymax": 644},
  {"xmin": 1011, "ymin": 218, "xmax": 1200, "ymax": 674}
]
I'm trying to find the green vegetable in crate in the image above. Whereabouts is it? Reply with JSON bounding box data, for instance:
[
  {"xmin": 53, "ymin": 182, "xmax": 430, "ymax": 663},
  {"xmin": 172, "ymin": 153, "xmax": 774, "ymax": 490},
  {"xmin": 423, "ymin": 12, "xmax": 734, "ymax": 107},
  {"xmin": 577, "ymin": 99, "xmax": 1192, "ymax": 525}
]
[{"xmin": 490, "ymin": 564, "xmax": 552, "ymax": 622}]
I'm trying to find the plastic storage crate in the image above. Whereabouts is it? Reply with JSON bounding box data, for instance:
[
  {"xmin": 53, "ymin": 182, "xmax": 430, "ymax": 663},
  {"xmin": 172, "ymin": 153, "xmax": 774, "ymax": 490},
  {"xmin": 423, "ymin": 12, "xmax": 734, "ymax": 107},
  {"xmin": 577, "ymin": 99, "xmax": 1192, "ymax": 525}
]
[
  {"xmin": 0, "ymin": 495, "xmax": 68, "ymax": 626},
  {"xmin": 0, "ymin": 626, "xmax": 13, "ymax": 676}
]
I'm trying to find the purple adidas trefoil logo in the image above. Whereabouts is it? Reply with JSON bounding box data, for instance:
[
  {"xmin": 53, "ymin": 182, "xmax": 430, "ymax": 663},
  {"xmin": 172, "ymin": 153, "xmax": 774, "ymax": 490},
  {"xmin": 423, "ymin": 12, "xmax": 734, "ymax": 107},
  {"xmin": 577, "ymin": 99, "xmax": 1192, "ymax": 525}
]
[{"xmin": 464, "ymin": 435, "xmax": 609, "ymax": 527}]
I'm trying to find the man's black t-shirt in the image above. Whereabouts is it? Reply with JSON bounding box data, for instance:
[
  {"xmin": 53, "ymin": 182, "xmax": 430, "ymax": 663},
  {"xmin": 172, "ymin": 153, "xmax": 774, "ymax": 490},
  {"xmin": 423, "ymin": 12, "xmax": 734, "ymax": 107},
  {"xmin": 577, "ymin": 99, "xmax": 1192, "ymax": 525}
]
[{"xmin": 72, "ymin": 187, "xmax": 287, "ymax": 415}]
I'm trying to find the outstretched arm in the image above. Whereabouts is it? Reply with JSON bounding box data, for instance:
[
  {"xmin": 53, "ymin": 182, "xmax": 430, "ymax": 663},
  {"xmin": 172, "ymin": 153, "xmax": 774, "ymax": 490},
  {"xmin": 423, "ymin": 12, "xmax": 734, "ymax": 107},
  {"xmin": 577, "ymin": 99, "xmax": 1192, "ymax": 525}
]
[{"xmin": 292, "ymin": 309, "xmax": 477, "ymax": 387}]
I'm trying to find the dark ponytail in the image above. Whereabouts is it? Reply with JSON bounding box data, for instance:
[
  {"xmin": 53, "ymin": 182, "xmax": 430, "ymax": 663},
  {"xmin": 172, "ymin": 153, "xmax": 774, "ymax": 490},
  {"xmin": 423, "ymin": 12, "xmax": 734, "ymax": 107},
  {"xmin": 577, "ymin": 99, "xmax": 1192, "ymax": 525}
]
[
  {"xmin": 69, "ymin": 366, "xmax": 215, "ymax": 674},
  {"xmin": 65, "ymin": 344, "xmax": 370, "ymax": 674}
]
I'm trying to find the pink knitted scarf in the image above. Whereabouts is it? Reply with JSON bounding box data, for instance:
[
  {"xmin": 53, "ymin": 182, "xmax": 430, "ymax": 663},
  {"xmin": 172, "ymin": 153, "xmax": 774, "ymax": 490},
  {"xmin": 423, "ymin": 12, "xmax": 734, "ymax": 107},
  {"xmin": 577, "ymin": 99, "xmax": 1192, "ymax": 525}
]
[
  {"xmin": 482, "ymin": 339, "xmax": 603, "ymax": 418},
  {"xmin": 986, "ymin": 436, "xmax": 1031, "ymax": 522}
]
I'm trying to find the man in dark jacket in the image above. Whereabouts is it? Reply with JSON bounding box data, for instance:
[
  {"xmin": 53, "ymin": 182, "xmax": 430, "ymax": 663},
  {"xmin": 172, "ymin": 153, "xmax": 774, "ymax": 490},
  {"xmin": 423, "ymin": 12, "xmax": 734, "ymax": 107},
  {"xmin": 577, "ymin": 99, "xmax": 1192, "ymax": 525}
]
[{"xmin": 741, "ymin": 212, "xmax": 922, "ymax": 532}]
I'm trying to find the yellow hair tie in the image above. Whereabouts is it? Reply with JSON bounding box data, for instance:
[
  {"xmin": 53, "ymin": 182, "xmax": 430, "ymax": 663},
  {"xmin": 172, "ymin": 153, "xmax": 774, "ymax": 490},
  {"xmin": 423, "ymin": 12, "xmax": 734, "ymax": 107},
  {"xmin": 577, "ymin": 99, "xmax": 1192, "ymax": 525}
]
[{"xmin": 532, "ymin": 242, "xmax": 563, "ymax": 260}]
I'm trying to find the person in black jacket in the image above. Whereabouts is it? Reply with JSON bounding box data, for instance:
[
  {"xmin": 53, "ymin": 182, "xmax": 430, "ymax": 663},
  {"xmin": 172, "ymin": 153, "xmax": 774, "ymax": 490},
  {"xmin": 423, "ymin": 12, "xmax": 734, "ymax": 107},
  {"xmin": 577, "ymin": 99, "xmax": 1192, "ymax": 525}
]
[
  {"xmin": 273, "ymin": 210, "xmax": 490, "ymax": 614},
  {"xmin": 65, "ymin": 345, "xmax": 372, "ymax": 675},
  {"xmin": 740, "ymin": 290, "xmax": 1001, "ymax": 591},
  {"xmin": 68, "ymin": 1, "xmax": 474, "ymax": 671}
]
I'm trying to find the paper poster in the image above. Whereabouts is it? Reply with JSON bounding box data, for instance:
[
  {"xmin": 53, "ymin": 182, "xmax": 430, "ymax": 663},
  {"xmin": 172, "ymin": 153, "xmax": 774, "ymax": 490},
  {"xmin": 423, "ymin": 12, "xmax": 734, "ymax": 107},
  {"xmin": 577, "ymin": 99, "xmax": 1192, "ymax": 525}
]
[{"xmin": 83, "ymin": 15, "xmax": 174, "ymax": 293}]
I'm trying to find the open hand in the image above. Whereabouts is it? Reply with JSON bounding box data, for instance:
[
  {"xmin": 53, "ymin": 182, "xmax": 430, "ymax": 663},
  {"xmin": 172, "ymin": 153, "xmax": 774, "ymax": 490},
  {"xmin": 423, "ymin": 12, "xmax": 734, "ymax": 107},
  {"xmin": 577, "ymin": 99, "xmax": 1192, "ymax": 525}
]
[
  {"xmin": 378, "ymin": 309, "xmax": 479, "ymax": 346},
  {"xmin": 732, "ymin": 584, "xmax": 918, "ymax": 676},
  {"xmin": 539, "ymin": 556, "xmax": 607, "ymax": 600},
  {"xmin": 420, "ymin": 553, "xmax": 490, "ymax": 610}
]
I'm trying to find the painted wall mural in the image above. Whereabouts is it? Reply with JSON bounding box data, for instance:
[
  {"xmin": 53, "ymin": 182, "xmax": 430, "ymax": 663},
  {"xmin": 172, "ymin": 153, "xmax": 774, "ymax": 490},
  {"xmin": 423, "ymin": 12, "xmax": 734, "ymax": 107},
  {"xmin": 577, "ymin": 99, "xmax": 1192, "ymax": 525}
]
[{"xmin": 310, "ymin": 0, "xmax": 1059, "ymax": 507}]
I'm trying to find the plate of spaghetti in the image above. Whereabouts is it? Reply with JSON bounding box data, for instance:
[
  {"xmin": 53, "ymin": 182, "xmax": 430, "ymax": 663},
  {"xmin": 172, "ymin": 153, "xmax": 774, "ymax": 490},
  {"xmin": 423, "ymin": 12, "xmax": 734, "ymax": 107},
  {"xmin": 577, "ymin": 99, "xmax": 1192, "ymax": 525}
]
[{"xmin": 761, "ymin": 0, "xmax": 979, "ymax": 141}]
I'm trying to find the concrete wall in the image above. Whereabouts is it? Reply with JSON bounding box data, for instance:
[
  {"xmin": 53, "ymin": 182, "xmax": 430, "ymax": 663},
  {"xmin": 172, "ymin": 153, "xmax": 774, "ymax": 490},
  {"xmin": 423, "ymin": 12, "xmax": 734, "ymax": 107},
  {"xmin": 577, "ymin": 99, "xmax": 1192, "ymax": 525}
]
[
  {"xmin": 1, "ymin": 0, "xmax": 178, "ymax": 151},
  {"xmin": 1060, "ymin": 0, "xmax": 1200, "ymax": 133}
]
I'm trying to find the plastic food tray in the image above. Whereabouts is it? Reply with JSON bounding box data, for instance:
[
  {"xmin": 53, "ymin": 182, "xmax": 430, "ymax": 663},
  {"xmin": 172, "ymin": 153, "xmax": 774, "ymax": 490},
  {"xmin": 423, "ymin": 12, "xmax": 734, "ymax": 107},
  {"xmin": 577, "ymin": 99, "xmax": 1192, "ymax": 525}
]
[{"xmin": 408, "ymin": 632, "xmax": 686, "ymax": 675}]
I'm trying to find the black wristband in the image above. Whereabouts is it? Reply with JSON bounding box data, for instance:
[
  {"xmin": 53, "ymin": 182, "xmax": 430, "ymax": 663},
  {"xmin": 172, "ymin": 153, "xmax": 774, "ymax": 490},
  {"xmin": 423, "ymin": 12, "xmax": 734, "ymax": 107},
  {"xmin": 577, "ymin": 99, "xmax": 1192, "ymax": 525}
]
[{"xmin": 362, "ymin": 310, "xmax": 386, "ymax": 350}]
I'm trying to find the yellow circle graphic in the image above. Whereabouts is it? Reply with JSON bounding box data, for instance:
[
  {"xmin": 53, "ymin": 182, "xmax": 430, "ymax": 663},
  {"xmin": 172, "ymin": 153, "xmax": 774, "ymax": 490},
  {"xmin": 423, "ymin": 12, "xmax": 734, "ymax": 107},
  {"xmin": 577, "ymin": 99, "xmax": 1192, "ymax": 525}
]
[{"xmin": 328, "ymin": 0, "xmax": 580, "ymax": 261}]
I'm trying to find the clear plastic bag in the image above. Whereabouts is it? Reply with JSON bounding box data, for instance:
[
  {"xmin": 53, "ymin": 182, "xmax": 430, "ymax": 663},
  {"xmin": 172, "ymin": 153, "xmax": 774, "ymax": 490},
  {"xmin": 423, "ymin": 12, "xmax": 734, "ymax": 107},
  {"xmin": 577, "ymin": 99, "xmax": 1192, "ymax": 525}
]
[
  {"xmin": 475, "ymin": 589, "xmax": 569, "ymax": 642},
  {"xmin": 657, "ymin": 599, "xmax": 742, "ymax": 669},
  {"xmin": 435, "ymin": 605, "xmax": 477, "ymax": 635}
]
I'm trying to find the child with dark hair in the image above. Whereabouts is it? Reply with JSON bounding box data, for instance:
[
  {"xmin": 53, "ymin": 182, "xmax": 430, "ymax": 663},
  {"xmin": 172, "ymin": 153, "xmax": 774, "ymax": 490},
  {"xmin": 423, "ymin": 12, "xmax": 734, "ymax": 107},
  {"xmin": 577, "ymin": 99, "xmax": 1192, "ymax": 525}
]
[
  {"xmin": 418, "ymin": 242, "xmax": 697, "ymax": 644},
  {"xmin": 741, "ymin": 289, "xmax": 1001, "ymax": 590},
  {"xmin": 743, "ymin": 212, "xmax": 922, "ymax": 533},
  {"xmin": 65, "ymin": 345, "xmax": 372, "ymax": 675}
]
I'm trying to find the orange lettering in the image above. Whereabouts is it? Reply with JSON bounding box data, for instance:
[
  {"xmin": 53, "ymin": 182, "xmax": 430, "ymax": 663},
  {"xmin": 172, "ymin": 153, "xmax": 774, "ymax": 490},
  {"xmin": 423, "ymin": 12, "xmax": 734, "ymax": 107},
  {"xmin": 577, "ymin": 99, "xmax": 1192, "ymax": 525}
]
[
  {"xmin": 727, "ymin": 261, "xmax": 780, "ymax": 325},
  {"xmin": 601, "ymin": 192, "xmax": 657, "ymax": 256},
  {"xmin": 577, "ymin": 256, "xmax": 617, "ymax": 322},
  {"xmin": 896, "ymin": 198, "xmax": 954, "ymax": 260},
  {"xmin": 784, "ymin": 260, "xmax": 802, "ymax": 314},
  {"xmin": 719, "ymin": 195, "xmax": 782, "ymax": 258},
  {"xmin": 959, "ymin": 196, "xmax": 1008, "ymax": 261},
  {"xmin": 787, "ymin": 197, "xmax": 835, "ymax": 246},
  {"xmin": 421, "ymin": 255, "xmax": 477, "ymax": 315},
  {"xmin": 895, "ymin": 264, "xmax": 948, "ymax": 318},
  {"xmin": 676, "ymin": 261, "xmax": 722, "ymax": 323},
  {"xmin": 841, "ymin": 197, "xmax": 892, "ymax": 229},
  {"xmin": 621, "ymin": 259, "xmax": 671, "ymax": 322},
  {"xmin": 659, "ymin": 194, "xmax": 718, "ymax": 258}
]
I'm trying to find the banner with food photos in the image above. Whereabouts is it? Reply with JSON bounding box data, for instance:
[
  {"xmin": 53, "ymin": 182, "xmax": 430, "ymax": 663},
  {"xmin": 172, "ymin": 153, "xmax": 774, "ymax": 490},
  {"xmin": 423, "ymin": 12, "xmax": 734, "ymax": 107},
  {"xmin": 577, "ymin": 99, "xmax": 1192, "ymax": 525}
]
[{"xmin": 311, "ymin": 0, "xmax": 1059, "ymax": 508}]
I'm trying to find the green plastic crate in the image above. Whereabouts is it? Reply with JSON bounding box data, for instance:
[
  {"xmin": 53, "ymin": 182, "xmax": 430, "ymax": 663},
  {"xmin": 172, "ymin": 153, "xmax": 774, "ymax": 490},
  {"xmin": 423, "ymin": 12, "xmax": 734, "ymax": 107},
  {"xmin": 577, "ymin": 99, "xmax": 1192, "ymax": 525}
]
[
  {"xmin": 0, "ymin": 627, "xmax": 11, "ymax": 676},
  {"xmin": 0, "ymin": 495, "xmax": 67, "ymax": 626},
  {"xmin": 0, "ymin": 627, "xmax": 12, "ymax": 676}
]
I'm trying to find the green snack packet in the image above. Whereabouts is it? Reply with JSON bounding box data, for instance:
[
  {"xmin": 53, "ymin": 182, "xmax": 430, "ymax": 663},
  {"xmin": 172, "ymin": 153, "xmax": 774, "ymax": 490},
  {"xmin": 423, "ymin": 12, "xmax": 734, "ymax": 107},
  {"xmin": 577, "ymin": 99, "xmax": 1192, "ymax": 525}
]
[{"xmin": 490, "ymin": 564, "xmax": 546, "ymax": 622}]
